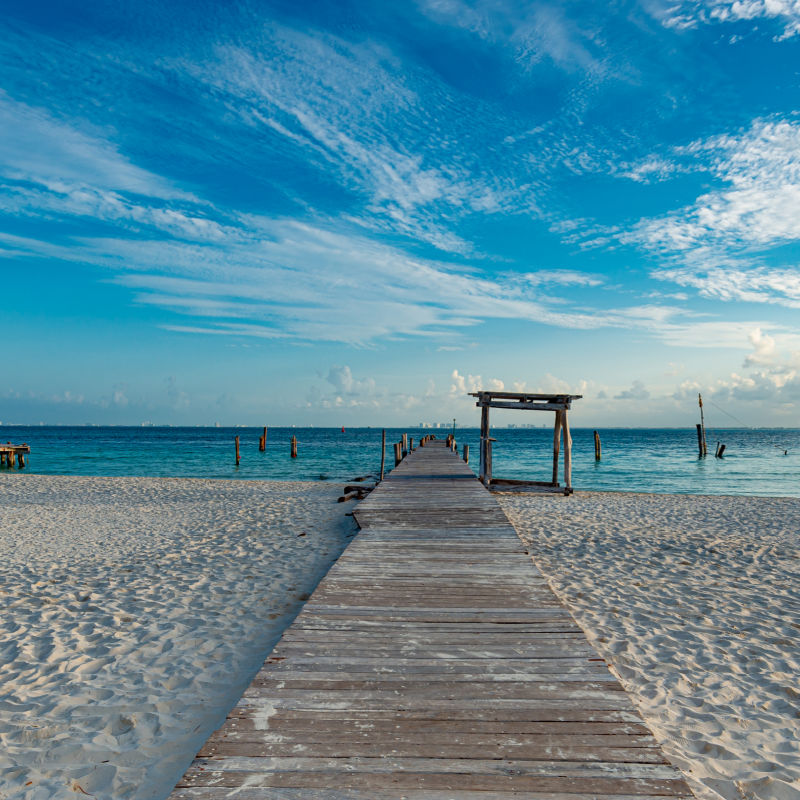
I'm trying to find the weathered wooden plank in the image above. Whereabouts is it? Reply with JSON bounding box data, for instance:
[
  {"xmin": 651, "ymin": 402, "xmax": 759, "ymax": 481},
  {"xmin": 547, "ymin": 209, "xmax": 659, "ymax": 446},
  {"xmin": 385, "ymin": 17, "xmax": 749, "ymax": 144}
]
[
  {"xmin": 167, "ymin": 441, "xmax": 692, "ymax": 799},
  {"xmin": 171, "ymin": 789, "xmax": 693, "ymax": 800},
  {"xmin": 199, "ymin": 741, "xmax": 668, "ymax": 763}
]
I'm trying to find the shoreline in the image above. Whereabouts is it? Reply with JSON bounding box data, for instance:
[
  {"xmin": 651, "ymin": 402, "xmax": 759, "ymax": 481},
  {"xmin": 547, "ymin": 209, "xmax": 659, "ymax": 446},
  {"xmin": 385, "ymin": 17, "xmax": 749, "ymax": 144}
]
[{"xmin": 4, "ymin": 471, "xmax": 800, "ymax": 501}]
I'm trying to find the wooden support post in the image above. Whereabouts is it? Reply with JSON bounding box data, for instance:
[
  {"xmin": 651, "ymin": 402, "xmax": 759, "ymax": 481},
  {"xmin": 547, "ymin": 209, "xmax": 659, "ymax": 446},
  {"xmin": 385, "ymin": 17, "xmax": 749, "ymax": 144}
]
[
  {"xmin": 552, "ymin": 411, "xmax": 562, "ymax": 486},
  {"xmin": 379, "ymin": 428, "xmax": 386, "ymax": 481},
  {"xmin": 259, "ymin": 427, "xmax": 267, "ymax": 451},
  {"xmin": 717, "ymin": 444, "xmax": 726, "ymax": 458},
  {"xmin": 402, "ymin": 433, "xmax": 408, "ymax": 453},
  {"xmin": 291, "ymin": 436, "xmax": 298, "ymax": 458},
  {"xmin": 696, "ymin": 423, "xmax": 704, "ymax": 457},
  {"xmin": 463, "ymin": 443, "xmax": 469, "ymax": 464},
  {"xmin": 563, "ymin": 409, "xmax": 572, "ymax": 495},
  {"xmin": 419, "ymin": 436, "xmax": 425, "ymax": 447},
  {"xmin": 479, "ymin": 403, "xmax": 490, "ymax": 484},
  {"xmin": 235, "ymin": 436, "xmax": 240, "ymax": 466},
  {"xmin": 394, "ymin": 442, "xmax": 402, "ymax": 466},
  {"xmin": 0, "ymin": 452, "xmax": 6, "ymax": 467},
  {"xmin": 409, "ymin": 437, "xmax": 414, "ymax": 451},
  {"xmin": 698, "ymin": 393, "xmax": 708, "ymax": 455},
  {"xmin": 485, "ymin": 439, "xmax": 492, "ymax": 484},
  {"xmin": 17, "ymin": 451, "xmax": 25, "ymax": 468},
  {"xmin": 594, "ymin": 430, "xmax": 601, "ymax": 460}
]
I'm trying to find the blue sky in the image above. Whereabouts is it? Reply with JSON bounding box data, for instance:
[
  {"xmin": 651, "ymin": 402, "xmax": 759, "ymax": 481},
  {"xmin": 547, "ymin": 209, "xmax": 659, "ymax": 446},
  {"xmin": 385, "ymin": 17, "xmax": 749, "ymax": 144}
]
[{"xmin": 2, "ymin": 0, "xmax": 800, "ymax": 427}]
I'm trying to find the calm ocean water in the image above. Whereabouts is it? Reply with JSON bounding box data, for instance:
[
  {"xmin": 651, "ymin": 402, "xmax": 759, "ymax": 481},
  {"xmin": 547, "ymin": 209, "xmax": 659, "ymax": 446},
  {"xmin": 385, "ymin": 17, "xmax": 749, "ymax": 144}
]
[{"xmin": 1, "ymin": 426, "xmax": 798, "ymax": 497}]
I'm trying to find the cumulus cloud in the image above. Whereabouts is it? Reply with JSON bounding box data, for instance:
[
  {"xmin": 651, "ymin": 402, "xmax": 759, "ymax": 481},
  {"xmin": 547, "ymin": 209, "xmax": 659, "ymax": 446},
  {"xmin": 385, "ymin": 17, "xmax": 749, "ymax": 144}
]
[
  {"xmin": 744, "ymin": 327, "xmax": 778, "ymax": 366},
  {"xmin": 449, "ymin": 370, "xmax": 506, "ymax": 394},
  {"xmin": 325, "ymin": 365, "xmax": 377, "ymax": 396},
  {"xmin": 615, "ymin": 380, "xmax": 650, "ymax": 400}
]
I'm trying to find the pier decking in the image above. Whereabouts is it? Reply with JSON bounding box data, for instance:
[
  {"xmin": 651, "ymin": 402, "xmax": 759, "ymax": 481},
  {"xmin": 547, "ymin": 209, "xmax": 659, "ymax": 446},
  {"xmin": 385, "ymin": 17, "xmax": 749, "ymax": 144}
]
[{"xmin": 170, "ymin": 441, "xmax": 693, "ymax": 799}]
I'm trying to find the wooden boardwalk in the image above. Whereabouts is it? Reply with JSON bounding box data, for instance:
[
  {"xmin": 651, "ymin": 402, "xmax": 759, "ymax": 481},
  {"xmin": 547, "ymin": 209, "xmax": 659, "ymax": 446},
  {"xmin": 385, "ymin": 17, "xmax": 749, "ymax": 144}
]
[{"xmin": 170, "ymin": 441, "xmax": 693, "ymax": 799}]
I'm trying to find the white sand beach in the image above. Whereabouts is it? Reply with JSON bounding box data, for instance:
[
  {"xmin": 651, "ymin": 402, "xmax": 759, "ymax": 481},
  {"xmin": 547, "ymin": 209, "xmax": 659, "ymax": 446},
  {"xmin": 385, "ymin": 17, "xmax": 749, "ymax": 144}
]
[
  {"xmin": 2, "ymin": 477, "xmax": 798, "ymax": 800},
  {"xmin": 0, "ymin": 474, "xmax": 357, "ymax": 800},
  {"xmin": 501, "ymin": 491, "xmax": 800, "ymax": 800}
]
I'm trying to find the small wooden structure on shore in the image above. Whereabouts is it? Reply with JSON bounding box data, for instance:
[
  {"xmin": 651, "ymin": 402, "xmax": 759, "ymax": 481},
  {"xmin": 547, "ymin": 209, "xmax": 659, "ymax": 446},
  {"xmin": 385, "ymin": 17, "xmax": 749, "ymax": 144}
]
[
  {"xmin": 1, "ymin": 443, "xmax": 30, "ymax": 468},
  {"xmin": 470, "ymin": 391, "xmax": 582, "ymax": 495}
]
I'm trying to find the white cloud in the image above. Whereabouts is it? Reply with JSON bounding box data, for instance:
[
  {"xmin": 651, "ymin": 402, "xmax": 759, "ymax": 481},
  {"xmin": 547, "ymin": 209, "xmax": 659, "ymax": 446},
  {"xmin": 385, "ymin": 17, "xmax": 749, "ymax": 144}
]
[
  {"xmin": 627, "ymin": 118, "xmax": 800, "ymax": 309},
  {"xmin": 416, "ymin": 0, "xmax": 604, "ymax": 74},
  {"xmin": 450, "ymin": 369, "xmax": 504, "ymax": 394},
  {"xmin": 0, "ymin": 92, "xmax": 183, "ymax": 199},
  {"xmin": 326, "ymin": 365, "xmax": 377, "ymax": 396},
  {"xmin": 744, "ymin": 327, "xmax": 778, "ymax": 366},
  {"xmin": 181, "ymin": 26, "xmax": 532, "ymax": 255},
  {"xmin": 638, "ymin": 119, "xmax": 800, "ymax": 252},
  {"xmin": 615, "ymin": 379, "xmax": 650, "ymax": 400},
  {"xmin": 520, "ymin": 270, "xmax": 603, "ymax": 287},
  {"xmin": 659, "ymin": 0, "xmax": 800, "ymax": 39}
]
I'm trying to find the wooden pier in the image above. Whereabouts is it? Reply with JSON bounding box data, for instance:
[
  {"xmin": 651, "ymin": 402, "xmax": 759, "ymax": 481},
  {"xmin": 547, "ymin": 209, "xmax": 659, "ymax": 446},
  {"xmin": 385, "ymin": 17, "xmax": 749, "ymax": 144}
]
[
  {"xmin": 170, "ymin": 441, "xmax": 693, "ymax": 799},
  {"xmin": 0, "ymin": 443, "xmax": 29, "ymax": 468}
]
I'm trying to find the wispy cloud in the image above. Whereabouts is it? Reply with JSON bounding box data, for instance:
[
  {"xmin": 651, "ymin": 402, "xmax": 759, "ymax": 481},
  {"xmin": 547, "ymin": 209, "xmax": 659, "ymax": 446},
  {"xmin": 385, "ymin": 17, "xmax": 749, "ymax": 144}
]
[
  {"xmin": 627, "ymin": 117, "xmax": 800, "ymax": 308},
  {"xmin": 176, "ymin": 24, "xmax": 535, "ymax": 254},
  {"xmin": 415, "ymin": 0, "xmax": 605, "ymax": 74},
  {"xmin": 0, "ymin": 92, "xmax": 183, "ymax": 199}
]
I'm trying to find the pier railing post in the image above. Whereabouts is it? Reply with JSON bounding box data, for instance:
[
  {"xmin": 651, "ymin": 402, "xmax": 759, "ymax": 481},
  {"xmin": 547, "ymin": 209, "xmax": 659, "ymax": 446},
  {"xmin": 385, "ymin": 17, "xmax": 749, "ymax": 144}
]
[
  {"xmin": 563, "ymin": 410, "xmax": 572, "ymax": 495},
  {"xmin": 479, "ymin": 401, "xmax": 490, "ymax": 484},
  {"xmin": 463, "ymin": 443, "xmax": 469, "ymax": 464},
  {"xmin": 380, "ymin": 428, "xmax": 386, "ymax": 481},
  {"xmin": 552, "ymin": 412, "xmax": 562, "ymax": 486}
]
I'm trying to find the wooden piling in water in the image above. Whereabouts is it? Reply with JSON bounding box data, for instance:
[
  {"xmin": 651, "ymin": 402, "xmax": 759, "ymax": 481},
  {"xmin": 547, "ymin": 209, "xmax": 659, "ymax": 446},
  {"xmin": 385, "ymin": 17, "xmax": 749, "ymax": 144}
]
[
  {"xmin": 463, "ymin": 443, "xmax": 469, "ymax": 464},
  {"xmin": 259, "ymin": 426, "xmax": 267, "ymax": 451},
  {"xmin": 394, "ymin": 441, "xmax": 402, "ymax": 466},
  {"xmin": 291, "ymin": 436, "xmax": 298, "ymax": 458},
  {"xmin": 594, "ymin": 430, "xmax": 601, "ymax": 460},
  {"xmin": 235, "ymin": 436, "xmax": 240, "ymax": 466},
  {"xmin": 379, "ymin": 428, "xmax": 386, "ymax": 481},
  {"xmin": 562, "ymin": 410, "xmax": 573, "ymax": 494},
  {"xmin": 698, "ymin": 394, "xmax": 708, "ymax": 455},
  {"xmin": 696, "ymin": 423, "xmax": 704, "ymax": 457}
]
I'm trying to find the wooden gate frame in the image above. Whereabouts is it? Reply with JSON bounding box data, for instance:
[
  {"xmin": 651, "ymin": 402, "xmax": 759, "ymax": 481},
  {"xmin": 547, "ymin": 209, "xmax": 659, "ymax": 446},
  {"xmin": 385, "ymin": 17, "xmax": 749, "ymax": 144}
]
[{"xmin": 469, "ymin": 391, "xmax": 582, "ymax": 495}]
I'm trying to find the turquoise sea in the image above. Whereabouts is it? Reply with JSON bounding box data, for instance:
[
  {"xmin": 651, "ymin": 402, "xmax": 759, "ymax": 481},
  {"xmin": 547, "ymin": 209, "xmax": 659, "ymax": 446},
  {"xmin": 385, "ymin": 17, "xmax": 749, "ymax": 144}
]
[{"xmin": 1, "ymin": 426, "xmax": 798, "ymax": 498}]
